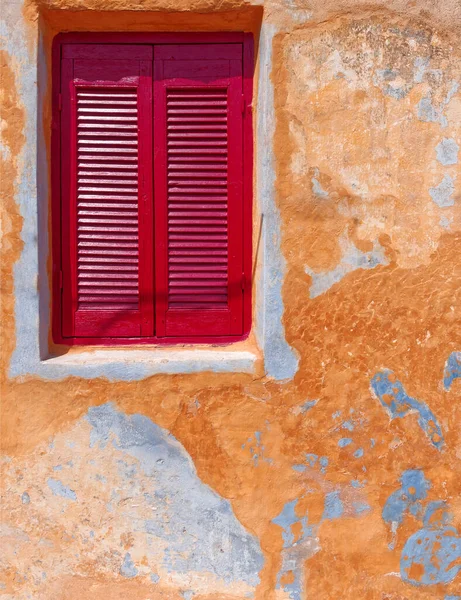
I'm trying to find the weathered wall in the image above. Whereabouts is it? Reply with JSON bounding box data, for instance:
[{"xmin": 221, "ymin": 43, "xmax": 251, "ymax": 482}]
[{"xmin": 2, "ymin": 0, "xmax": 461, "ymax": 598}]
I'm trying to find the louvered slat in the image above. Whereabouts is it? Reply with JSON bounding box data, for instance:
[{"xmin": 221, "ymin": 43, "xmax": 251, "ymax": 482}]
[
  {"xmin": 166, "ymin": 88, "xmax": 229, "ymax": 309},
  {"xmin": 76, "ymin": 88, "xmax": 139, "ymax": 310}
]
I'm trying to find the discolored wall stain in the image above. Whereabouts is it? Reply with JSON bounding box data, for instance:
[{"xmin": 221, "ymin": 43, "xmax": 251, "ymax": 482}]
[{"xmin": 3, "ymin": 0, "xmax": 461, "ymax": 598}]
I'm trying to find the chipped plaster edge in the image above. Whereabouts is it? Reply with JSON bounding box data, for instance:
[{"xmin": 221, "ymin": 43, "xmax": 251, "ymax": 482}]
[{"xmin": 5, "ymin": 4, "xmax": 298, "ymax": 381}]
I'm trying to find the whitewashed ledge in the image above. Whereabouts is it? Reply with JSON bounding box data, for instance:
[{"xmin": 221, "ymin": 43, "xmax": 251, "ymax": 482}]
[{"xmin": 38, "ymin": 349, "xmax": 258, "ymax": 381}]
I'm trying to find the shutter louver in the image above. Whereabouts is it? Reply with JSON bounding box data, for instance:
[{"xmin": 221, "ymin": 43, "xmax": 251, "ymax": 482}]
[
  {"xmin": 154, "ymin": 45, "xmax": 244, "ymax": 337},
  {"xmin": 166, "ymin": 88, "xmax": 229, "ymax": 310},
  {"xmin": 61, "ymin": 46, "xmax": 154, "ymax": 338},
  {"xmin": 76, "ymin": 88, "xmax": 140, "ymax": 311}
]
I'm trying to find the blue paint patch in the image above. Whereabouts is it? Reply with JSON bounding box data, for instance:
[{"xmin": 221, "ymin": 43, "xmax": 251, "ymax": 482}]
[
  {"xmin": 311, "ymin": 176, "xmax": 329, "ymax": 198},
  {"xmin": 440, "ymin": 214, "xmax": 453, "ymax": 230},
  {"xmin": 280, "ymin": 568, "xmax": 303, "ymax": 600},
  {"xmin": 417, "ymin": 97, "xmax": 448, "ymax": 128},
  {"xmin": 375, "ymin": 68, "xmax": 411, "ymax": 99},
  {"xmin": 332, "ymin": 411, "xmax": 341, "ymax": 419},
  {"xmin": 342, "ymin": 421, "xmax": 354, "ymax": 431},
  {"xmin": 445, "ymin": 596, "xmax": 461, "ymax": 599},
  {"xmin": 353, "ymin": 448, "xmax": 364, "ymax": 458},
  {"xmin": 273, "ymin": 500, "xmax": 309, "ymax": 548},
  {"xmin": 319, "ymin": 456, "xmax": 328, "ymax": 474},
  {"xmin": 444, "ymin": 352, "xmax": 461, "ymax": 390},
  {"xmin": 338, "ymin": 438, "xmax": 352, "ymax": 448},
  {"xmin": 382, "ymin": 470, "xmax": 460, "ymax": 566},
  {"xmin": 423, "ymin": 501, "xmax": 451, "ymax": 528},
  {"xmin": 401, "ymin": 527, "xmax": 461, "ymax": 585},
  {"xmin": 21, "ymin": 492, "xmax": 30, "ymax": 504},
  {"xmin": 382, "ymin": 85, "xmax": 410, "ymax": 100},
  {"xmin": 293, "ymin": 454, "xmax": 327, "ymax": 474},
  {"xmin": 243, "ymin": 431, "xmax": 273, "ymax": 467},
  {"xmin": 52, "ymin": 465, "xmax": 62, "ymax": 471},
  {"xmin": 305, "ymin": 234, "xmax": 388, "ymax": 298},
  {"xmin": 382, "ymin": 470, "xmax": 430, "ymax": 525},
  {"xmin": 436, "ymin": 138, "xmax": 459, "ymax": 165},
  {"xmin": 120, "ymin": 553, "xmax": 138, "ymax": 578},
  {"xmin": 300, "ymin": 399, "xmax": 318, "ymax": 413},
  {"xmin": 371, "ymin": 370, "xmax": 444, "ymax": 450},
  {"xmin": 292, "ymin": 464, "xmax": 306, "ymax": 473},
  {"xmin": 47, "ymin": 478, "xmax": 77, "ymax": 501},
  {"xmin": 430, "ymin": 174, "xmax": 456, "ymax": 208},
  {"xmin": 413, "ymin": 57, "xmax": 429, "ymax": 83},
  {"xmin": 273, "ymin": 498, "xmax": 315, "ymax": 600},
  {"xmin": 353, "ymin": 502, "xmax": 371, "ymax": 515},
  {"xmin": 350, "ymin": 480, "xmax": 364, "ymax": 489},
  {"xmin": 150, "ymin": 573, "xmax": 160, "ymax": 583},
  {"xmin": 322, "ymin": 491, "xmax": 344, "ymax": 520},
  {"xmin": 305, "ymin": 453, "xmax": 318, "ymax": 467},
  {"xmin": 86, "ymin": 403, "xmax": 264, "ymax": 586}
]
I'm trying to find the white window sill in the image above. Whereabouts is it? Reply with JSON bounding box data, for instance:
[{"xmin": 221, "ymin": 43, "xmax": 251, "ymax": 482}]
[{"xmin": 40, "ymin": 347, "xmax": 259, "ymax": 380}]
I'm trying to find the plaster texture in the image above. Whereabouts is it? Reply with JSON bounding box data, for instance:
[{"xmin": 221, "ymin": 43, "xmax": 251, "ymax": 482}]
[{"xmin": 3, "ymin": 0, "xmax": 461, "ymax": 598}]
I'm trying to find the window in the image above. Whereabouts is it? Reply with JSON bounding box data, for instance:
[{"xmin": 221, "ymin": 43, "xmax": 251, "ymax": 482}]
[{"xmin": 52, "ymin": 34, "xmax": 253, "ymax": 345}]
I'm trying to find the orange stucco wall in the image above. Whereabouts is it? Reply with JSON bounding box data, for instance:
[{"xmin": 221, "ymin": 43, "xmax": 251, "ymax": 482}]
[{"xmin": 2, "ymin": 1, "xmax": 461, "ymax": 598}]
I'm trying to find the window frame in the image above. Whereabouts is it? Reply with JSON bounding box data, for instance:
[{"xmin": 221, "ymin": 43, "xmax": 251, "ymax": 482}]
[{"xmin": 51, "ymin": 32, "xmax": 254, "ymax": 346}]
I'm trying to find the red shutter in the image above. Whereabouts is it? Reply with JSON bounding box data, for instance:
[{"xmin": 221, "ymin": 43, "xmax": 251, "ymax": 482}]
[
  {"xmin": 60, "ymin": 45, "xmax": 154, "ymax": 338},
  {"xmin": 153, "ymin": 44, "xmax": 244, "ymax": 338}
]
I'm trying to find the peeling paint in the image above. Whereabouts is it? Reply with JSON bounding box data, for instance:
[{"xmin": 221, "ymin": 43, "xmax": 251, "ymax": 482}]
[
  {"xmin": 273, "ymin": 499, "xmax": 317, "ymax": 600},
  {"xmin": 120, "ymin": 553, "xmax": 138, "ymax": 579},
  {"xmin": 418, "ymin": 96, "xmax": 449, "ymax": 127},
  {"xmin": 305, "ymin": 234, "xmax": 388, "ymax": 299},
  {"xmin": 322, "ymin": 491, "xmax": 344, "ymax": 520},
  {"xmin": 46, "ymin": 478, "xmax": 77, "ymax": 501},
  {"xmin": 444, "ymin": 351, "xmax": 461, "ymax": 390},
  {"xmin": 401, "ymin": 498, "xmax": 461, "ymax": 586},
  {"xmin": 383, "ymin": 470, "xmax": 430, "ymax": 527},
  {"xmin": 371, "ymin": 370, "xmax": 444, "ymax": 449},
  {"xmin": 430, "ymin": 174, "xmax": 456, "ymax": 207},
  {"xmin": 436, "ymin": 138, "xmax": 459, "ymax": 166}
]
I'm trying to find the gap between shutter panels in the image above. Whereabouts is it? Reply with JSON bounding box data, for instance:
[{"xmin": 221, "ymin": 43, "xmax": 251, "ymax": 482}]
[
  {"xmin": 166, "ymin": 88, "xmax": 229, "ymax": 309},
  {"xmin": 76, "ymin": 88, "xmax": 140, "ymax": 311}
]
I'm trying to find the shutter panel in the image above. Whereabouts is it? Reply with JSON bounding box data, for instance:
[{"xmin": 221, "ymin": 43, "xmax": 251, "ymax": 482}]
[
  {"xmin": 60, "ymin": 45, "xmax": 154, "ymax": 338},
  {"xmin": 153, "ymin": 44, "xmax": 244, "ymax": 338}
]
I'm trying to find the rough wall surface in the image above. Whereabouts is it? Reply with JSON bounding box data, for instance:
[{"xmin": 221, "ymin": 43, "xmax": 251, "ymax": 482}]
[{"xmin": 2, "ymin": 0, "xmax": 461, "ymax": 598}]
